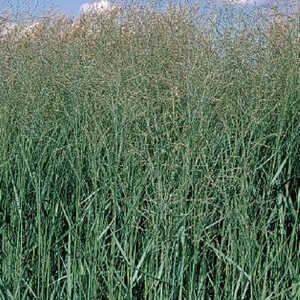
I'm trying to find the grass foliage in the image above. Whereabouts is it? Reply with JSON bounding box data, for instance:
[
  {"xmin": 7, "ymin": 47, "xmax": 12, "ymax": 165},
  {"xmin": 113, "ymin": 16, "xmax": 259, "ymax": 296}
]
[{"xmin": 0, "ymin": 1, "xmax": 299, "ymax": 299}]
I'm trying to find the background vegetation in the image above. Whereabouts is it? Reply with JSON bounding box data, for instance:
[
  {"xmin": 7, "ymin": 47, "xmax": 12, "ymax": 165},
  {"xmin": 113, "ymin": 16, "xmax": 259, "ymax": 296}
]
[{"xmin": 0, "ymin": 1, "xmax": 299, "ymax": 299}]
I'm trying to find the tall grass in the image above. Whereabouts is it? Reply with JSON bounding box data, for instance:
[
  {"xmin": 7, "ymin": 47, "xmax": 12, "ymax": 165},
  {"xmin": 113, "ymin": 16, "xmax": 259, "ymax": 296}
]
[{"xmin": 0, "ymin": 1, "xmax": 299, "ymax": 299}]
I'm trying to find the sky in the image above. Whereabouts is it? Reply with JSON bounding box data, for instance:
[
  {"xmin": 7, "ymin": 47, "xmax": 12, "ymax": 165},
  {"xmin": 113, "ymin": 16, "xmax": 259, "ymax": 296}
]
[
  {"xmin": 0, "ymin": 0, "xmax": 298, "ymax": 30},
  {"xmin": 0, "ymin": 0, "xmax": 297, "ymax": 18}
]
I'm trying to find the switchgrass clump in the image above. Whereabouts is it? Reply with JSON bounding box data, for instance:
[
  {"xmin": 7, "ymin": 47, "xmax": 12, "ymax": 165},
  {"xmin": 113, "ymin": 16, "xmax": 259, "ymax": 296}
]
[{"xmin": 0, "ymin": 1, "xmax": 299, "ymax": 299}]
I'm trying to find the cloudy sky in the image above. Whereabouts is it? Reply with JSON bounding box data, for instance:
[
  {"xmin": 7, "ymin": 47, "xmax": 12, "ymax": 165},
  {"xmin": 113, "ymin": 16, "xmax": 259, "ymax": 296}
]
[{"xmin": 0, "ymin": 0, "xmax": 296, "ymax": 17}]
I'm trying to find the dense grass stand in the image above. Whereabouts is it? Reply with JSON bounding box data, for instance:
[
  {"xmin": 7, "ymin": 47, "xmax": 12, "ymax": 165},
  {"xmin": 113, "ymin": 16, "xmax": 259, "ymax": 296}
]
[{"xmin": 0, "ymin": 1, "xmax": 299, "ymax": 299}]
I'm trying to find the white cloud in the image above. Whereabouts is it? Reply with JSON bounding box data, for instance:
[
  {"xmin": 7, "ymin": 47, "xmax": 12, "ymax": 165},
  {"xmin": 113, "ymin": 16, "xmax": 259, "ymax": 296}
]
[
  {"xmin": 80, "ymin": 1, "xmax": 117, "ymax": 16},
  {"xmin": 21, "ymin": 22, "xmax": 41, "ymax": 35},
  {"xmin": 217, "ymin": 0, "xmax": 269, "ymax": 5},
  {"xmin": 0, "ymin": 22, "xmax": 17, "ymax": 37}
]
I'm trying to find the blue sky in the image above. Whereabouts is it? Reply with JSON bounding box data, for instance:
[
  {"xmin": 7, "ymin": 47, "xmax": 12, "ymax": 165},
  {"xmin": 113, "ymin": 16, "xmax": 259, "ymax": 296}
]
[{"xmin": 0, "ymin": 0, "xmax": 297, "ymax": 24}]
